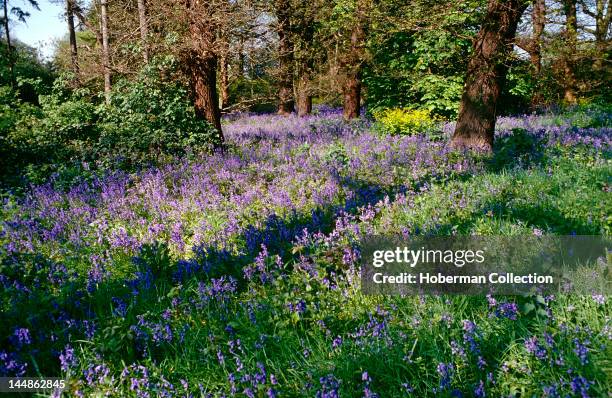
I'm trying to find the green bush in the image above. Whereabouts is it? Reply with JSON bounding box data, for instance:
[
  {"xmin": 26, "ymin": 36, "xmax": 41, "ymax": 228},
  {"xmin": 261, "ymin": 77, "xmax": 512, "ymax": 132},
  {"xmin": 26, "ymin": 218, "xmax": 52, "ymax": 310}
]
[
  {"xmin": 1, "ymin": 57, "xmax": 219, "ymax": 187},
  {"xmin": 2, "ymin": 75, "xmax": 99, "ymax": 184},
  {"xmin": 96, "ymin": 57, "xmax": 218, "ymax": 167},
  {"xmin": 0, "ymin": 84, "xmax": 44, "ymax": 185},
  {"xmin": 373, "ymin": 108, "xmax": 438, "ymax": 136},
  {"xmin": 0, "ymin": 41, "xmax": 55, "ymax": 103}
]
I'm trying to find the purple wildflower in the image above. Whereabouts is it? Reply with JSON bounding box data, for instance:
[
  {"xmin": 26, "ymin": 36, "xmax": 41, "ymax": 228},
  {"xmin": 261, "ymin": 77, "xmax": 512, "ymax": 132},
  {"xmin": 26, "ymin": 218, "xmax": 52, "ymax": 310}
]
[
  {"xmin": 474, "ymin": 380, "xmax": 486, "ymax": 398},
  {"xmin": 495, "ymin": 302, "xmax": 519, "ymax": 320},
  {"xmin": 573, "ymin": 338, "xmax": 590, "ymax": 365},
  {"xmin": 525, "ymin": 336, "xmax": 547, "ymax": 360},
  {"xmin": 591, "ymin": 294, "xmax": 605, "ymax": 305},
  {"xmin": 316, "ymin": 374, "xmax": 340, "ymax": 398},
  {"xmin": 570, "ymin": 376, "xmax": 591, "ymax": 398},
  {"xmin": 59, "ymin": 345, "xmax": 77, "ymax": 372},
  {"xmin": 436, "ymin": 362, "xmax": 453, "ymax": 391},
  {"xmin": 13, "ymin": 328, "xmax": 31, "ymax": 346}
]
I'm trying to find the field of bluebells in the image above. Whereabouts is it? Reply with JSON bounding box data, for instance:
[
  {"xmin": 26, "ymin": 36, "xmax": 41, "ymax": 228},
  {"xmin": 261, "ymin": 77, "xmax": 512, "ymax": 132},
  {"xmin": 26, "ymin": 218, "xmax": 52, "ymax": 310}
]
[{"xmin": 1, "ymin": 106, "xmax": 610, "ymax": 397}]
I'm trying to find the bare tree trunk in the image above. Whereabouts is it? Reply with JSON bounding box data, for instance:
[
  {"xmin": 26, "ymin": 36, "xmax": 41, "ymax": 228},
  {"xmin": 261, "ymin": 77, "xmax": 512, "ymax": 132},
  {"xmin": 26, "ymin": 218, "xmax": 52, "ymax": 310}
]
[
  {"xmin": 2, "ymin": 0, "xmax": 15, "ymax": 88},
  {"xmin": 531, "ymin": 0, "xmax": 545, "ymax": 75},
  {"xmin": 186, "ymin": 0, "xmax": 224, "ymax": 146},
  {"xmin": 100, "ymin": 0, "xmax": 112, "ymax": 102},
  {"xmin": 189, "ymin": 55, "xmax": 223, "ymax": 136},
  {"xmin": 296, "ymin": 47, "xmax": 314, "ymax": 117},
  {"xmin": 451, "ymin": 0, "xmax": 527, "ymax": 151},
  {"xmin": 515, "ymin": 0, "xmax": 545, "ymax": 106},
  {"xmin": 276, "ymin": 0, "xmax": 295, "ymax": 115},
  {"xmin": 137, "ymin": 0, "xmax": 149, "ymax": 63},
  {"xmin": 343, "ymin": 75, "xmax": 361, "ymax": 120},
  {"xmin": 67, "ymin": 0, "xmax": 79, "ymax": 77},
  {"xmin": 592, "ymin": 0, "xmax": 611, "ymax": 70},
  {"xmin": 238, "ymin": 37, "xmax": 246, "ymax": 78},
  {"xmin": 342, "ymin": 2, "xmax": 365, "ymax": 120},
  {"xmin": 562, "ymin": 0, "xmax": 578, "ymax": 104},
  {"xmin": 220, "ymin": 53, "xmax": 229, "ymax": 109},
  {"xmin": 530, "ymin": 0, "xmax": 545, "ymax": 106},
  {"xmin": 297, "ymin": 73, "xmax": 312, "ymax": 117},
  {"xmin": 295, "ymin": 10, "xmax": 315, "ymax": 117}
]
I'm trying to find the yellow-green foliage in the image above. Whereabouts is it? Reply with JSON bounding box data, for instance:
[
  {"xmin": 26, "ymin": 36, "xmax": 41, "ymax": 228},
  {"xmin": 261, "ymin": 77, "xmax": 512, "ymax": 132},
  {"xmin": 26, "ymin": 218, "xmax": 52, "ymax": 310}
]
[{"xmin": 373, "ymin": 108, "xmax": 437, "ymax": 135}]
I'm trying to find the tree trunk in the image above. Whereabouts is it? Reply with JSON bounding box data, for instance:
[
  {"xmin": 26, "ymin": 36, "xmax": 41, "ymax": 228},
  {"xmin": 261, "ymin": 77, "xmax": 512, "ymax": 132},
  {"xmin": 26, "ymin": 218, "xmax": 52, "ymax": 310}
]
[
  {"xmin": 530, "ymin": 0, "xmax": 545, "ymax": 106},
  {"xmin": 295, "ymin": 10, "xmax": 315, "ymax": 117},
  {"xmin": 531, "ymin": 0, "xmax": 544, "ymax": 75},
  {"xmin": 186, "ymin": 0, "xmax": 224, "ymax": 146},
  {"xmin": 451, "ymin": 0, "xmax": 528, "ymax": 151},
  {"xmin": 137, "ymin": 0, "xmax": 149, "ymax": 63},
  {"xmin": 297, "ymin": 74, "xmax": 312, "ymax": 117},
  {"xmin": 2, "ymin": 0, "xmax": 14, "ymax": 88},
  {"xmin": 592, "ymin": 0, "xmax": 611, "ymax": 70},
  {"xmin": 100, "ymin": 0, "xmax": 111, "ymax": 102},
  {"xmin": 276, "ymin": 0, "xmax": 294, "ymax": 115},
  {"xmin": 238, "ymin": 37, "xmax": 246, "ymax": 78},
  {"xmin": 342, "ymin": 3, "xmax": 365, "ymax": 120},
  {"xmin": 67, "ymin": 0, "xmax": 79, "ymax": 77},
  {"xmin": 219, "ymin": 53, "xmax": 229, "ymax": 110},
  {"xmin": 190, "ymin": 55, "xmax": 223, "ymax": 137},
  {"xmin": 562, "ymin": 0, "xmax": 577, "ymax": 104},
  {"xmin": 343, "ymin": 75, "xmax": 361, "ymax": 120}
]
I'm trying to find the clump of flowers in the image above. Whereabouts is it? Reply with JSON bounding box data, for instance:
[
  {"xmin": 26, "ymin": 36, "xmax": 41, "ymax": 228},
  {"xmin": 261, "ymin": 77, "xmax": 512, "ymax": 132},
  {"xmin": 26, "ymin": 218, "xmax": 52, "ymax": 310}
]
[
  {"xmin": 435, "ymin": 362, "xmax": 454, "ymax": 393},
  {"xmin": 316, "ymin": 374, "xmax": 340, "ymax": 398},
  {"xmin": 525, "ymin": 336, "xmax": 548, "ymax": 360},
  {"xmin": 487, "ymin": 296, "xmax": 519, "ymax": 320},
  {"xmin": 373, "ymin": 108, "xmax": 438, "ymax": 136}
]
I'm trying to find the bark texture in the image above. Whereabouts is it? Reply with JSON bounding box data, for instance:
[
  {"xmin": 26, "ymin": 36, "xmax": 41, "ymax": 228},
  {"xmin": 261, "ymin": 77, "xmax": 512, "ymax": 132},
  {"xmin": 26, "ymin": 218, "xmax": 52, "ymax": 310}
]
[
  {"xmin": 219, "ymin": 54, "xmax": 229, "ymax": 110},
  {"xmin": 238, "ymin": 36, "xmax": 246, "ymax": 78},
  {"xmin": 186, "ymin": 0, "xmax": 224, "ymax": 145},
  {"xmin": 275, "ymin": 0, "xmax": 295, "ymax": 115},
  {"xmin": 297, "ymin": 74, "xmax": 312, "ymax": 117},
  {"xmin": 562, "ymin": 0, "xmax": 578, "ymax": 104},
  {"xmin": 100, "ymin": 0, "xmax": 112, "ymax": 102},
  {"xmin": 529, "ymin": 0, "xmax": 546, "ymax": 106},
  {"xmin": 342, "ymin": 2, "xmax": 366, "ymax": 120},
  {"xmin": 219, "ymin": 35, "xmax": 230, "ymax": 110},
  {"xmin": 67, "ymin": 0, "xmax": 79, "ymax": 76},
  {"xmin": 343, "ymin": 74, "xmax": 361, "ymax": 120},
  {"xmin": 530, "ymin": 0, "xmax": 545, "ymax": 75},
  {"xmin": 137, "ymin": 0, "xmax": 149, "ymax": 63},
  {"xmin": 294, "ymin": 5, "xmax": 315, "ymax": 117},
  {"xmin": 451, "ymin": 0, "xmax": 528, "ymax": 151}
]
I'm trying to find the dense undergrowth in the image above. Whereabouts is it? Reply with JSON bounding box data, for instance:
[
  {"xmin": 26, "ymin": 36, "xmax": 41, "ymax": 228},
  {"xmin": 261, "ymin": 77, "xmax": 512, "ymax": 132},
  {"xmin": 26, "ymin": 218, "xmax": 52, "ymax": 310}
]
[
  {"xmin": 0, "ymin": 107, "xmax": 610, "ymax": 397},
  {"xmin": 0, "ymin": 61, "xmax": 219, "ymax": 189}
]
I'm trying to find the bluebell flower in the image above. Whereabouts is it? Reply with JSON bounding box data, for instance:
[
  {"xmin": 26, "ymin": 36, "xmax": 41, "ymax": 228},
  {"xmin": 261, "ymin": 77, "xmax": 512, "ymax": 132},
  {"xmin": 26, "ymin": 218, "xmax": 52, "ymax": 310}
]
[
  {"xmin": 474, "ymin": 380, "xmax": 485, "ymax": 398},
  {"xmin": 59, "ymin": 345, "xmax": 77, "ymax": 372}
]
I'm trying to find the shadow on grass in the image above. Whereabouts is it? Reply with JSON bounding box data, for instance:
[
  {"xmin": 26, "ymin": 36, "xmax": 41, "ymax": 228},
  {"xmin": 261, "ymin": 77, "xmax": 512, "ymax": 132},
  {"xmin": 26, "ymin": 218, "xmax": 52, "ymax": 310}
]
[
  {"xmin": 1, "ymin": 129, "xmax": 568, "ymax": 376},
  {"xmin": 432, "ymin": 196, "xmax": 598, "ymax": 236},
  {"xmin": 488, "ymin": 128, "xmax": 548, "ymax": 172}
]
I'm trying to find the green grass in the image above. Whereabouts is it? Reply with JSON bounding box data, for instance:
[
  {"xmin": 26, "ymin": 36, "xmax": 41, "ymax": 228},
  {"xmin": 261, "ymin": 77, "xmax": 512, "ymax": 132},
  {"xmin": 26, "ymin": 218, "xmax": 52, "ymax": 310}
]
[{"xmin": 65, "ymin": 145, "xmax": 610, "ymax": 397}]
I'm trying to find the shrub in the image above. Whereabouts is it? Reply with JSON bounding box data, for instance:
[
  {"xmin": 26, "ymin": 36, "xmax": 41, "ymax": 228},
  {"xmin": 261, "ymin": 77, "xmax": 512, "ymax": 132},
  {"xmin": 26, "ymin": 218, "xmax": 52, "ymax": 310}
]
[
  {"xmin": 1, "ymin": 75, "xmax": 99, "ymax": 187},
  {"xmin": 1, "ymin": 57, "xmax": 220, "ymax": 188},
  {"xmin": 96, "ymin": 57, "xmax": 218, "ymax": 167},
  {"xmin": 30, "ymin": 88, "xmax": 98, "ymax": 161},
  {"xmin": 373, "ymin": 108, "xmax": 438, "ymax": 136}
]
